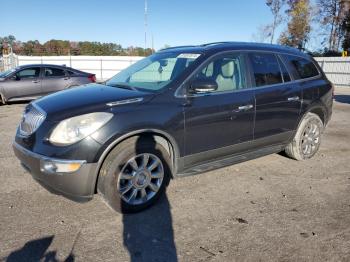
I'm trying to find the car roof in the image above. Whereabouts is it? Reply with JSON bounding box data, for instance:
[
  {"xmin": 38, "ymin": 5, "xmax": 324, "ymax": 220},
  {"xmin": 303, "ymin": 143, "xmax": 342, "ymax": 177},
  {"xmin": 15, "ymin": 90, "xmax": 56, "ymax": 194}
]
[
  {"xmin": 17, "ymin": 64, "xmax": 76, "ymax": 70},
  {"xmin": 158, "ymin": 42, "xmax": 308, "ymax": 58}
]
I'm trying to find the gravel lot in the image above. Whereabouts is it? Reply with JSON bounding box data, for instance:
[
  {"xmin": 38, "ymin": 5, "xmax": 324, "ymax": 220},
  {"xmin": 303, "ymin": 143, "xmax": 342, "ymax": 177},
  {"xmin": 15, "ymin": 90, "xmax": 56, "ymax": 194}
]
[{"xmin": 0, "ymin": 88, "xmax": 350, "ymax": 262}]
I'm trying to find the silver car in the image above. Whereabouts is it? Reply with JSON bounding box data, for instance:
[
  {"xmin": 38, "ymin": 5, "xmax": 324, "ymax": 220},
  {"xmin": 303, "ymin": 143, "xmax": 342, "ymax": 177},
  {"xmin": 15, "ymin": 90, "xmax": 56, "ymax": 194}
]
[{"xmin": 0, "ymin": 64, "xmax": 96, "ymax": 104}]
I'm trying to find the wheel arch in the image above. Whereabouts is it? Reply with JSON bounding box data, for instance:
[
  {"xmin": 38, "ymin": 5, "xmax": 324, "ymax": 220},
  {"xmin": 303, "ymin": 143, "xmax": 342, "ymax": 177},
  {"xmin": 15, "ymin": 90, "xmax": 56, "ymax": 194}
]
[{"xmin": 93, "ymin": 129, "xmax": 180, "ymax": 192}]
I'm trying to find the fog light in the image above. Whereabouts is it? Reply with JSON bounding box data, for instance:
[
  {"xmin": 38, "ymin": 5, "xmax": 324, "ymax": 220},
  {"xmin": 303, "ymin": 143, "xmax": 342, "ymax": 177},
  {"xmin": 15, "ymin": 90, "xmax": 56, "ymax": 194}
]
[{"xmin": 40, "ymin": 159, "xmax": 85, "ymax": 174}]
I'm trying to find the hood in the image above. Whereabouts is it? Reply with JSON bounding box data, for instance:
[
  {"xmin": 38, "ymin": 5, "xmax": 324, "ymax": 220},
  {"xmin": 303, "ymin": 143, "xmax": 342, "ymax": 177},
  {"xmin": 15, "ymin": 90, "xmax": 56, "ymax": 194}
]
[{"xmin": 34, "ymin": 83, "xmax": 155, "ymax": 121}]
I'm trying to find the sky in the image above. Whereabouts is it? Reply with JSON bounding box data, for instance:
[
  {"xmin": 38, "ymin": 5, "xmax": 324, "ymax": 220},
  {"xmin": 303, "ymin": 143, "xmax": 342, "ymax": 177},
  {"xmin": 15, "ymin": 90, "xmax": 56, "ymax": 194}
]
[{"xmin": 0, "ymin": 0, "xmax": 319, "ymax": 50}]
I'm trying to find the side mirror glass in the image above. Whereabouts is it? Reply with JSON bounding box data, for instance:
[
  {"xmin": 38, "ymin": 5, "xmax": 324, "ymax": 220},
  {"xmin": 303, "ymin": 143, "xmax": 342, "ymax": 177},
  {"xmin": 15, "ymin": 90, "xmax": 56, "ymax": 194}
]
[{"xmin": 189, "ymin": 78, "xmax": 218, "ymax": 94}]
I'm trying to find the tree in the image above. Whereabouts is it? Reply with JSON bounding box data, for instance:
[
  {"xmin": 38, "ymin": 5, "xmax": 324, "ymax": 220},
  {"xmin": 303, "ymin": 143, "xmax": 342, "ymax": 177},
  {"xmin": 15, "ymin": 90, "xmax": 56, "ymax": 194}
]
[
  {"xmin": 252, "ymin": 25, "xmax": 275, "ymax": 43},
  {"xmin": 342, "ymin": 12, "xmax": 350, "ymax": 50},
  {"xmin": 316, "ymin": 0, "xmax": 343, "ymax": 51},
  {"xmin": 266, "ymin": 0, "xmax": 286, "ymax": 43},
  {"xmin": 279, "ymin": 0, "xmax": 312, "ymax": 49},
  {"xmin": 0, "ymin": 35, "xmax": 153, "ymax": 56}
]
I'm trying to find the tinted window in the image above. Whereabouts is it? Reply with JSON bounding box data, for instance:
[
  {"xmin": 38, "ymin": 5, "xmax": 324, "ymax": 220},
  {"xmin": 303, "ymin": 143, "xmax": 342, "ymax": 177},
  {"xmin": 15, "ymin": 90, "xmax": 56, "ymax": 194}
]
[
  {"xmin": 284, "ymin": 55, "xmax": 319, "ymax": 79},
  {"xmin": 277, "ymin": 56, "xmax": 291, "ymax": 82},
  {"xmin": 17, "ymin": 68, "xmax": 40, "ymax": 79},
  {"xmin": 249, "ymin": 53, "xmax": 282, "ymax": 87},
  {"xmin": 193, "ymin": 53, "xmax": 246, "ymax": 92},
  {"xmin": 67, "ymin": 70, "xmax": 76, "ymax": 76},
  {"xmin": 44, "ymin": 67, "xmax": 65, "ymax": 77}
]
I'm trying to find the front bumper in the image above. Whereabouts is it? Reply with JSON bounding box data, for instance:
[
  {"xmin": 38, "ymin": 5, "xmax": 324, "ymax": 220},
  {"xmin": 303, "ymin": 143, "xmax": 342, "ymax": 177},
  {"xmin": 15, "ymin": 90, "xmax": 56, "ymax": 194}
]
[{"xmin": 13, "ymin": 142, "xmax": 98, "ymax": 202}]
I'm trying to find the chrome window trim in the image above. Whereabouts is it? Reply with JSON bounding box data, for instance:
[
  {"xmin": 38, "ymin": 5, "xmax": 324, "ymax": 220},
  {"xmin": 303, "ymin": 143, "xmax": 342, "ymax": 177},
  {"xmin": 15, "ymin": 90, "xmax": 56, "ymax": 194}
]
[{"xmin": 174, "ymin": 49, "xmax": 322, "ymax": 99}]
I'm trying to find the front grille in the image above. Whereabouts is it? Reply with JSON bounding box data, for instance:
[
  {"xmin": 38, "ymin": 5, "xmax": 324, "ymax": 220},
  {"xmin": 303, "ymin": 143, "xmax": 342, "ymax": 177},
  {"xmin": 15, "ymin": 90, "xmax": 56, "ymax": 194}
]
[{"xmin": 19, "ymin": 104, "xmax": 46, "ymax": 136}]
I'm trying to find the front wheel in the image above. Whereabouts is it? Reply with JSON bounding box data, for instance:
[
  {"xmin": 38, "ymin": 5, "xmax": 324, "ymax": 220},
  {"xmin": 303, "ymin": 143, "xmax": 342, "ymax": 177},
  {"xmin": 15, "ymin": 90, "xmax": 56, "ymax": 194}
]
[
  {"xmin": 0, "ymin": 93, "xmax": 5, "ymax": 105},
  {"xmin": 97, "ymin": 136, "xmax": 171, "ymax": 213},
  {"xmin": 285, "ymin": 112, "xmax": 324, "ymax": 160}
]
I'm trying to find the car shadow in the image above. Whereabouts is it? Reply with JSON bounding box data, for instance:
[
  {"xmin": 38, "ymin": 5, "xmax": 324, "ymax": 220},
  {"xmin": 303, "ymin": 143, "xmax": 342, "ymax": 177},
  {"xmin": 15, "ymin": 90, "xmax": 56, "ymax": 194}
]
[
  {"xmin": 6, "ymin": 235, "xmax": 74, "ymax": 262},
  {"xmin": 334, "ymin": 95, "xmax": 350, "ymax": 104},
  {"xmin": 122, "ymin": 135, "xmax": 177, "ymax": 262},
  {"xmin": 2, "ymin": 100, "xmax": 30, "ymax": 106},
  {"xmin": 122, "ymin": 196, "xmax": 177, "ymax": 262}
]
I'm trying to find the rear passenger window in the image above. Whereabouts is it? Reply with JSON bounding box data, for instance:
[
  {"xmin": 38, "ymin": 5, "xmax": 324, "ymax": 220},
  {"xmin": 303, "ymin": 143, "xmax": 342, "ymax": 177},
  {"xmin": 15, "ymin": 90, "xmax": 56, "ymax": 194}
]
[
  {"xmin": 249, "ymin": 53, "xmax": 283, "ymax": 87},
  {"xmin": 44, "ymin": 67, "xmax": 66, "ymax": 77},
  {"xmin": 284, "ymin": 55, "xmax": 319, "ymax": 79}
]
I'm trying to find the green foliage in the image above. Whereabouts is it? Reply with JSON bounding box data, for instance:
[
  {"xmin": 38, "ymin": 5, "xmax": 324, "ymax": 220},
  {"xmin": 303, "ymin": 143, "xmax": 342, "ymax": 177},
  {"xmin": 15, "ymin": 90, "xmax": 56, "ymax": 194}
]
[
  {"xmin": 279, "ymin": 0, "xmax": 311, "ymax": 49},
  {"xmin": 0, "ymin": 35, "xmax": 154, "ymax": 56}
]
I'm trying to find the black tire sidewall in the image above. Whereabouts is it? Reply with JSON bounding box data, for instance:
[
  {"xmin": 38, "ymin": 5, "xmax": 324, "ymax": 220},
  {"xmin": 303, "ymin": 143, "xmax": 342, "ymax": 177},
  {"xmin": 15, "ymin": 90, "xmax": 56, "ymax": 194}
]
[{"xmin": 99, "ymin": 138, "xmax": 171, "ymax": 213}]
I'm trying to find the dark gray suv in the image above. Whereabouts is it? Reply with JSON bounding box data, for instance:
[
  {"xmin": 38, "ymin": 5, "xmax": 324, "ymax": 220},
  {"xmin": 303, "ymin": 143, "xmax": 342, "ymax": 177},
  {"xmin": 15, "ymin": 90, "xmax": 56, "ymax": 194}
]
[
  {"xmin": 13, "ymin": 42, "xmax": 333, "ymax": 213},
  {"xmin": 0, "ymin": 64, "xmax": 96, "ymax": 104}
]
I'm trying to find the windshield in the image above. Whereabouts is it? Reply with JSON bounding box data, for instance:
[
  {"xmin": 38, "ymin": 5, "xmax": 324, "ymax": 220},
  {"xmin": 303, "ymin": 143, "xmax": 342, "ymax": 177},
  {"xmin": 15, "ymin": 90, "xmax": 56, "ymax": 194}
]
[
  {"xmin": 106, "ymin": 51, "xmax": 201, "ymax": 91},
  {"xmin": 0, "ymin": 68, "xmax": 16, "ymax": 78}
]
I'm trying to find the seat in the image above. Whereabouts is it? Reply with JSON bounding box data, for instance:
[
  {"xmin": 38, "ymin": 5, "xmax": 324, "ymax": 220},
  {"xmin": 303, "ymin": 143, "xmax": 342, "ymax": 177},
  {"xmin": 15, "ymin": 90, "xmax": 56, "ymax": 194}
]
[{"xmin": 215, "ymin": 60, "xmax": 236, "ymax": 91}]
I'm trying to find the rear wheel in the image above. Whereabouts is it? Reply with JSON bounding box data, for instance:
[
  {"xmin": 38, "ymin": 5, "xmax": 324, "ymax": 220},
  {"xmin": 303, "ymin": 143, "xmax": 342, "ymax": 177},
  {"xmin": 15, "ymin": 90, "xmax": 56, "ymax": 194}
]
[
  {"xmin": 97, "ymin": 136, "xmax": 171, "ymax": 213},
  {"xmin": 285, "ymin": 112, "xmax": 323, "ymax": 160}
]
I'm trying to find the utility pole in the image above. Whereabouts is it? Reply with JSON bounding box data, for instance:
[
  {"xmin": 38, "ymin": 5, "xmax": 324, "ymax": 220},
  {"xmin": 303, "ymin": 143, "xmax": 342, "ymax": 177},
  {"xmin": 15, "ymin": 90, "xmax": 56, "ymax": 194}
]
[
  {"xmin": 151, "ymin": 33, "xmax": 154, "ymax": 53},
  {"xmin": 144, "ymin": 0, "xmax": 148, "ymax": 52}
]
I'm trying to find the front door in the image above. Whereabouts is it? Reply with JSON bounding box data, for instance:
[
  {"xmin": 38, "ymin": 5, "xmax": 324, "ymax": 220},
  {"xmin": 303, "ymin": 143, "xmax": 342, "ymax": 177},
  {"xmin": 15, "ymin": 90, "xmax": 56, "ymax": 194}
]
[
  {"xmin": 183, "ymin": 52, "xmax": 255, "ymax": 167},
  {"xmin": 3, "ymin": 67, "xmax": 42, "ymax": 100}
]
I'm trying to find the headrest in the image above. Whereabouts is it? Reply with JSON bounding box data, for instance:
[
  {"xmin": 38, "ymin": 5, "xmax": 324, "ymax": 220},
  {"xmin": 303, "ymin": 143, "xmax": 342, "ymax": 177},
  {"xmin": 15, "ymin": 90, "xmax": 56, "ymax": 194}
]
[{"xmin": 221, "ymin": 60, "xmax": 234, "ymax": 78}]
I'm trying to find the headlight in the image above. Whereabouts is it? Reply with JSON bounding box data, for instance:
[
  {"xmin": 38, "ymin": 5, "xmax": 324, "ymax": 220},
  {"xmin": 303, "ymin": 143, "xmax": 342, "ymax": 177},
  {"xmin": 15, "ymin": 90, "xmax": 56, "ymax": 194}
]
[{"xmin": 49, "ymin": 112, "xmax": 113, "ymax": 146}]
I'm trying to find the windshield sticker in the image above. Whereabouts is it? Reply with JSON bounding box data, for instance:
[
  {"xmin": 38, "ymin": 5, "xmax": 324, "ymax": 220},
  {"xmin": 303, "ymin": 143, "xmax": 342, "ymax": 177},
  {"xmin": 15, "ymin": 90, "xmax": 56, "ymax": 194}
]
[{"xmin": 177, "ymin": 53, "xmax": 201, "ymax": 59}]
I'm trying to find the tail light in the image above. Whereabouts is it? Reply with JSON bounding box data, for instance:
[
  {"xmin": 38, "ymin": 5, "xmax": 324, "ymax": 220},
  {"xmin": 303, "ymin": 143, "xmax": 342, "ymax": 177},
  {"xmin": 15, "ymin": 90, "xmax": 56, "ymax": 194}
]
[{"xmin": 88, "ymin": 74, "xmax": 96, "ymax": 82}]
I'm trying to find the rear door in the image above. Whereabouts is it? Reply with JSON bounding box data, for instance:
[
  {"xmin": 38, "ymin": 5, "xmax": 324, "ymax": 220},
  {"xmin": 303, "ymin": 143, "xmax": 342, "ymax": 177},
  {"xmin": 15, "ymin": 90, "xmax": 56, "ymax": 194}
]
[
  {"xmin": 3, "ymin": 67, "xmax": 42, "ymax": 100},
  {"xmin": 249, "ymin": 52, "xmax": 302, "ymax": 147},
  {"xmin": 183, "ymin": 52, "xmax": 255, "ymax": 166},
  {"xmin": 41, "ymin": 67, "xmax": 70, "ymax": 95}
]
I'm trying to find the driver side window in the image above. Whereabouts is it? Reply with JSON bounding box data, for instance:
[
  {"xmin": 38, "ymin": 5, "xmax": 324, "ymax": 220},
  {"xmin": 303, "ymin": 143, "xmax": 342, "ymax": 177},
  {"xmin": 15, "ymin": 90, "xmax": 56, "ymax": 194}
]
[
  {"xmin": 193, "ymin": 53, "xmax": 247, "ymax": 93},
  {"xmin": 17, "ymin": 68, "xmax": 40, "ymax": 79}
]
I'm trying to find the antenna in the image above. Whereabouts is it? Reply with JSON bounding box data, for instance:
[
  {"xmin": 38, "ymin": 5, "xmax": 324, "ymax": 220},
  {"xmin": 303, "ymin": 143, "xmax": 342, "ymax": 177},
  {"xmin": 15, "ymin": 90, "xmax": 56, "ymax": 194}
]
[{"xmin": 144, "ymin": 0, "xmax": 148, "ymax": 51}]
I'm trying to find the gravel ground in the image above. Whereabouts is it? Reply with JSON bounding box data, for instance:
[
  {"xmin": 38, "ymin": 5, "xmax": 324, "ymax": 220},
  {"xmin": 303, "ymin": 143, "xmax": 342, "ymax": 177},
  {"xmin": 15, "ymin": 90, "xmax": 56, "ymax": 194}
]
[{"xmin": 0, "ymin": 88, "xmax": 349, "ymax": 262}]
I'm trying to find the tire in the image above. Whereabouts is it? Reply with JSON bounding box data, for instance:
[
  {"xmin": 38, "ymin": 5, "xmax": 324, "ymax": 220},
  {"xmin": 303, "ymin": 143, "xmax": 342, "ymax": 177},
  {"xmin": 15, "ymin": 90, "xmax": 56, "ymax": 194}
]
[
  {"xmin": 97, "ymin": 136, "xmax": 172, "ymax": 213},
  {"xmin": 285, "ymin": 112, "xmax": 324, "ymax": 161},
  {"xmin": 0, "ymin": 93, "xmax": 5, "ymax": 105}
]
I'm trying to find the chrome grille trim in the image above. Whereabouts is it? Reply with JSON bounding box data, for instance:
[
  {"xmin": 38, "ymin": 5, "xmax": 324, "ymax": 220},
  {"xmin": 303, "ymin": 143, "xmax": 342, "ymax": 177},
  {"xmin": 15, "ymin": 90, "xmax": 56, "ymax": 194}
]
[{"xmin": 19, "ymin": 103, "xmax": 46, "ymax": 136}]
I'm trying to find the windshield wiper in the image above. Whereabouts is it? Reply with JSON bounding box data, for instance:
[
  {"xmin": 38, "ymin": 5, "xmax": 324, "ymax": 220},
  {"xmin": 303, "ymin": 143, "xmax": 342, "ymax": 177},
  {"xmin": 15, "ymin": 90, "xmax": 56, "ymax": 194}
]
[{"xmin": 106, "ymin": 82, "xmax": 138, "ymax": 91}]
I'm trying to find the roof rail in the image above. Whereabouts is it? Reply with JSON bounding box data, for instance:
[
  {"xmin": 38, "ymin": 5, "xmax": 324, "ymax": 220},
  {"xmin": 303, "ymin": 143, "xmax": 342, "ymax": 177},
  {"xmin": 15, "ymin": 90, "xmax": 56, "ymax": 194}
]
[
  {"xmin": 160, "ymin": 45, "xmax": 197, "ymax": 51},
  {"xmin": 200, "ymin": 42, "xmax": 234, "ymax": 47}
]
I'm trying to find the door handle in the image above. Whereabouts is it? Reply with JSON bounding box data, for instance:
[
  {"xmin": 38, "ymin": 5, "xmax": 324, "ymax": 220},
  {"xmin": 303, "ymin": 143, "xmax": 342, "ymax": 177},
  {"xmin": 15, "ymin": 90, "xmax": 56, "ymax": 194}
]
[
  {"xmin": 32, "ymin": 80, "xmax": 40, "ymax": 83},
  {"xmin": 287, "ymin": 96, "xmax": 300, "ymax": 102},
  {"xmin": 236, "ymin": 104, "xmax": 253, "ymax": 112}
]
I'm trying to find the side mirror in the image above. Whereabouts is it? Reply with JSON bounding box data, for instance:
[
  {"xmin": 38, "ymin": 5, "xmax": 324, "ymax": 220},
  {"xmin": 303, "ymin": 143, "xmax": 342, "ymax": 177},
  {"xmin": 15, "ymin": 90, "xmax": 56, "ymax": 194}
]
[
  {"xmin": 189, "ymin": 78, "xmax": 218, "ymax": 94},
  {"xmin": 11, "ymin": 74, "xmax": 20, "ymax": 81}
]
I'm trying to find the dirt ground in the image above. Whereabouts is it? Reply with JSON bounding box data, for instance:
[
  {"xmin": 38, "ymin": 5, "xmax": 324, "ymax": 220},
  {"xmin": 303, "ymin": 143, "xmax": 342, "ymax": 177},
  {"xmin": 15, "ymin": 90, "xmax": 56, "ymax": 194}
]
[{"xmin": 0, "ymin": 88, "xmax": 349, "ymax": 262}]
